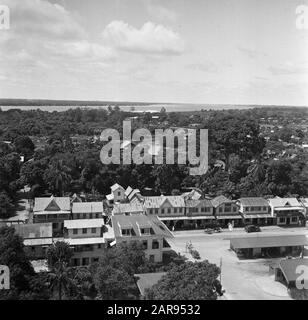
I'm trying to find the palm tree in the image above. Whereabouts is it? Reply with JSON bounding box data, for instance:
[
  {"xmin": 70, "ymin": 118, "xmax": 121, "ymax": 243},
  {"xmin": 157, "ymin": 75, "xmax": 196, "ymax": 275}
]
[
  {"xmin": 44, "ymin": 160, "xmax": 71, "ymax": 196},
  {"xmin": 49, "ymin": 261, "xmax": 73, "ymax": 300},
  {"xmin": 47, "ymin": 241, "xmax": 74, "ymax": 300}
]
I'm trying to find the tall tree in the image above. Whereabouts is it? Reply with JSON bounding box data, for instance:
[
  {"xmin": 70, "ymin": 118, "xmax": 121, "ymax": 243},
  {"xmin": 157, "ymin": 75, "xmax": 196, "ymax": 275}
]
[{"xmin": 145, "ymin": 260, "xmax": 222, "ymax": 300}]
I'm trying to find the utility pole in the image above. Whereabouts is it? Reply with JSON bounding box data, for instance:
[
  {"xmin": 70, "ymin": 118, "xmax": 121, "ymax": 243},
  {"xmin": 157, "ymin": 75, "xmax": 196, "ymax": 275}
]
[{"xmin": 219, "ymin": 257, "xmax": 222, "ymax": 284}]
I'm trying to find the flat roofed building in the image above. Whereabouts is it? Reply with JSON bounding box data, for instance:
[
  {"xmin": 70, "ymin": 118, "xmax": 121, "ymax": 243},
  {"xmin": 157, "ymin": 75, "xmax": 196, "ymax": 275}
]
[
  {"xmin": 268, "ymin": 197, "xmax": 305, "ymax": 226},
  {"xmin": 13, "ymin": 223, "xmax": 53, "ymax": 259},
  {"xmin": 230, "ymin": 234, "xmax": 308, "ymax": 259},
  {"xmin": 33, "ymin": 196, "xmax": 70, "ymax": 236},
  {"xmin": 111, "ymin": 214, "xmax": 173, "ymax": 263},
  {"xmin": 72, "ymin": 202, "xmax": 103, "ymax": 220},
  {"xmin": 237, "ymin": 197, "xmax": 273, "ymax": 226}
]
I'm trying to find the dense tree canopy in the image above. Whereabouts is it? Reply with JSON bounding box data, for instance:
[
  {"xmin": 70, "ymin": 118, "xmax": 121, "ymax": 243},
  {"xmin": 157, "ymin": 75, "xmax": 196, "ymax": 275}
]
[{"xmin": 145, "ymin": 260, "xmax": 222, "ymax": 300}]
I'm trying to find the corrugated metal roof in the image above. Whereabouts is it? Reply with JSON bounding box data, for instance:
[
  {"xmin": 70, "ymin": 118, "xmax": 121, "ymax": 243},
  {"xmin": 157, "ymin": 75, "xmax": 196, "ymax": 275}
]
[
  {"xmin": 238, "ymin": 197, "xmax": 269, "ymax": 207},
  {"xmin": 185, "ymin": 199, "xmax": 213, "ymax": 208},
  {"xmin": 144, "ymin": 196, "xmax": 185, "ymax": 208},
  {"xmin": 72, "ymin": 202, "xmax": 103, "ymax": 214},
  {"xmin": 14, "ymin": 223, "xmax": 52, "ymax": 239},
  {"xmin": 112, "ymin": 203, "xmax": 145, "ymax": 215},
  {"xmin": 112, "ymin": 215, "xmax": 173, "ymax": 238},
  {"xmin": 268, "ymin": 197, "xmax": 301, "ymax": 208},
  {"xmin": 64, "ymin": 237, "xmax": 106, "ymax": 245},
  {"xmin": 211, "ymin": 195, "xmax": 233, "ymax": 208},
  {"xmin": 34, "ymin": 196, "xmax": 70, "ymax": 212},
  {"xmin": 230, "ymin": 234, "xmax": 308, "ymax": 249},
  {"xmin": 111, "ymin": 183, "xmax": 124, "ymax": 192},
  {"xmin": 64, "ymin": 218, "xmax": 105, "ymax": 229}
]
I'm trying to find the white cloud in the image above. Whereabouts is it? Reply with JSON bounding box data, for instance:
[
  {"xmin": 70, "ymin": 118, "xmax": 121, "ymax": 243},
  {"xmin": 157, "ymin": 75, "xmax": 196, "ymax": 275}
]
[
  {"xmin": 4, "ymin": 0, "xmax": 86, "ymax": 40},
  {"xmin": 146, "ymin": 1, "xmax": 178, "ymax": 22},
  {"xmin": 102, "ymin": 20, "xmax": 184, "ymax": 55}
]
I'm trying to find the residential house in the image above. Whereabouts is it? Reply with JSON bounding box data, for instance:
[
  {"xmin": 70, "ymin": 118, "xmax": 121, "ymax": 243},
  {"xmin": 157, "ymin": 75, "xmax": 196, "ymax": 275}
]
[
  {"xmin": 237, "ymin": 197, "xmax": 273, "ymax": 226},
  {"xmin": 268, "ymin": 197, "xmax": 305, "ymax": 226},
  {"xmin": 13, "ymin": 223, "xmax": 53, "ymax": 260},
  {"xmin": 33, "ymin": 196, "xmax": 70, "ymax": 236},
  {"xmin": 72, "ymin": 202, "xmax": 104, "ymax": 220},
  {"xmin": 106, "ymin": 183, "xmax": 126, "ymax": 204},
  {"xmin": 111, "ymin": 214, "xmax": 173, "ymax": 263},
  {"xmin": 63, "ymin": 218, "xmax": 114, "ymax": 267},
  {"xmin": 112, "ymin": 203, "xmax": 145, "ymax": 216},
  {"xmin": 211, "ymin": 195, "xmax": 242, "ymax": 227}
]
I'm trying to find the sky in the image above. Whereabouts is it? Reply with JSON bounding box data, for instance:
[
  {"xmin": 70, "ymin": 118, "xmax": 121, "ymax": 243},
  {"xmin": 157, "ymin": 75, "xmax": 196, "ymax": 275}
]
[{"xmin": 0, "ymin": 0, "xmax": 308, "ymax": 105}]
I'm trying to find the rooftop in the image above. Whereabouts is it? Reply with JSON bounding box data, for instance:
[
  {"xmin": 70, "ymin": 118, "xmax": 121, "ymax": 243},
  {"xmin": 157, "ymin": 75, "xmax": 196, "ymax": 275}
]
[
  {"xmin": 143, "ymin": 196, "xmax": 185, "ymax": 208},
  {"xmin": 112, "ymin": 214, "xmax": 173, "ymax": 238},
  {"xmin": 111, "ymin": 183, "xmax": 124, "ymax": 192},
  {"xmin": 230, "ymin": 234, "xmax": 308, "ymax": 249},
  {"xmin": 72, "ymin": 202, "xmax": 103, "ymax": 214},
  {"xmin": 185, "ymin": 199, "xmax": 213, "ymax": 208},
  {"xmin": 14, "ymin": 223, "xmax": 52, "ymax": 239},
  {"xmin": 268, "ymin": 197, "xmax": 302, "ymax": 208},
  {"xmin": 238, "ymin": 197, "xmax": 269, "ymax": 207},
  {"xmin": 278, "ymin": 258, "xmax": 308, "ymax": 283},
  {"xmin": 211, "ymin": 195, "xmax": 234, "ymax": 208},
  {"xmin": 112, "ymin": 203, "xmax": 145, "ymax": 215},
  {"xmin": 33, "ymin": 196, "xmax": 70, "ymax": 212},
  {"xmin": 64, "ymin": 218, "xmax": 105, "ymax": 229}
]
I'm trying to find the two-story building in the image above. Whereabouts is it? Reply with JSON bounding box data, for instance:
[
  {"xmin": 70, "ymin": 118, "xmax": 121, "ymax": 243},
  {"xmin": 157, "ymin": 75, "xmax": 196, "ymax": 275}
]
[
  {"xmin": 237, "ymin": 197, "xmax": 273, "ymax": 226},
  {"xmin": 184, "ymin": 199, "xmax": 215, "ymax": 229},
  {"xmin": 71, "ymin": 202, "xmax": 104, "ymax": 220},
  {"xmin": 143, "ymin": 196, "xmax": 186, "ymax": 229},
  {"xmin": 106, "ymin": 183, "xmax": 126, "ymax": 204},
  {"xmin": 33, "ymin": 196, "xmax": 70, "ymax": 236},
  {"xmin": 63, "ymin": 218, "xmax": 114, "ymax": 267},
  {"xmin": 14, "ymin": 223, "xmax": 53, "ymax": 260},
  {"xmin": 211, "ymin": 195, "xmax": 242, "ymax": 227},
  {"xmin": 268, "ymin": 197, "xmax": 305, "ymax": 226},
  {"xmin": 111, "ymin": 214, "xmax": 173, "ymax": 263}
]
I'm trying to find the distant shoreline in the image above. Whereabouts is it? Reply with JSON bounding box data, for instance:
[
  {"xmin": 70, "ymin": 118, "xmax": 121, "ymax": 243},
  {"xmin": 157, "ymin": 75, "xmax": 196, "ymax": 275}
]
[{"xmin": 0, "ymin": 99, "xmax": 307, "ymax": 113}]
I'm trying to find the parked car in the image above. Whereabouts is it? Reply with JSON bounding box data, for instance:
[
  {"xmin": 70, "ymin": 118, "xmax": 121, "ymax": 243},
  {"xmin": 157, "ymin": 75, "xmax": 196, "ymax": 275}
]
[
  {"xmin": 204, "ymin": 227, "xmax": 222, "ymax": 234},
  {"xmin": 245, "ymin": 225, "xmax": 261, "ymax": 233}
]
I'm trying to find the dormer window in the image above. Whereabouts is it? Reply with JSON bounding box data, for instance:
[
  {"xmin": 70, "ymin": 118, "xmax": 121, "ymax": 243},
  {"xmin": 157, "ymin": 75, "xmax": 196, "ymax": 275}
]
[
  {"xmin": 121, "ymin": 228, "xmax": 132, "ymax": 236},
  {"xmin": 140, "ymin": 228, "xmax": 151, "ymax": 235}
]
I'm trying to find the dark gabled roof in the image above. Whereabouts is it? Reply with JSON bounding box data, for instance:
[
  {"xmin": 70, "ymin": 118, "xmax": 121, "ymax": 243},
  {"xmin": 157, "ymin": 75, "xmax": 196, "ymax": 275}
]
[
  {"xmin": 211, "ymin": 195, "xmax": 233, "ymax": 208},
  {"xmin": 230, "ymin": 234, "xmax": 308, "ymax": 249},
  {"xmin": 279, "ymin": 258, "xmax": 308, "ymax": 283},
  {"xmin": 238, "ymin": 197, "xmax": 269, "ymax": 207}
]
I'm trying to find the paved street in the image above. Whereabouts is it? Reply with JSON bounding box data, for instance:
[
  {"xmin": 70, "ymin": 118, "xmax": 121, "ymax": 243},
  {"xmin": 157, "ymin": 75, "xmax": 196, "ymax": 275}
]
[{"xmin": 169, "ymin": 226, "xmax": 308, "ymax": 300}]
